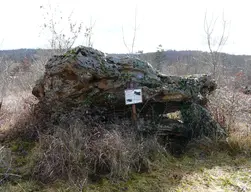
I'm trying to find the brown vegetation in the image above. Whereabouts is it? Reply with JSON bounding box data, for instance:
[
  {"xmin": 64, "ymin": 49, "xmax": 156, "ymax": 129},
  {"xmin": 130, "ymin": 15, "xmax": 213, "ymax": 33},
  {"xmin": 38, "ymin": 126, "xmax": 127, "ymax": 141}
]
[{"xmin": 0, "ymin": 45, "xmax": 250, "ymax": 191}]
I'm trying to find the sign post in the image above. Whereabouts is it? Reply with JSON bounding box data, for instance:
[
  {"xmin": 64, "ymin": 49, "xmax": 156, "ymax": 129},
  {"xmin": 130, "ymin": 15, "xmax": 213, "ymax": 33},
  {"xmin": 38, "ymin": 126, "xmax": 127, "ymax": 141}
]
[
  {"xmin": 123, "ymin": 68, "xmax": 144, "ymax": 124},
  {"xmin": 125, "ymin": 82, "xmax": 142, "ymax": 123}
]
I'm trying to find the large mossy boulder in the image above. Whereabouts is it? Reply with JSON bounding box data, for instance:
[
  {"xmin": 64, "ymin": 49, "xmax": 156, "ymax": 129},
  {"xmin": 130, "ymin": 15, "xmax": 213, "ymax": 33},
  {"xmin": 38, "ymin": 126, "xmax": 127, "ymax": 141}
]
[
  {"xmin": 32, "ymin": 46, "xmax": 216, "ymax": 108},
  {"xmin": 32, "ymin": 46, "xmax": 225, "ymax": 146}
]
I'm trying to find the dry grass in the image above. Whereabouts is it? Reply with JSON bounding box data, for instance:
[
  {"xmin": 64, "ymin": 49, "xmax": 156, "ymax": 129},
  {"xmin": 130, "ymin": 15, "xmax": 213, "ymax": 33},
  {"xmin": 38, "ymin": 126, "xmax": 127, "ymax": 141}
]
[
  {"xmin": 0, "ymin": 91, "xmax": 38, "ymax": 142},
  {"xmin": 226, "ymin": 132, "xmax": 251, "ymax": 156},
  {"xmin": 0, "ymin": 145, "xmax": 21, "ymax": 185},
  {"xmin": 32, "ymin": 119, "xmax": 165, "ymax": 186}
]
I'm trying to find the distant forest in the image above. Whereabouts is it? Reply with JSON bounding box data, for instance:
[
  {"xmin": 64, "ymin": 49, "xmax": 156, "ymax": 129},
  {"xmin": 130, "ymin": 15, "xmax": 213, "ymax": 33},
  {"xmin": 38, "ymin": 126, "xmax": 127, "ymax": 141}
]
[{"xmin": 0, "ymin": 48, "xmax": 250, "ymax": 81}]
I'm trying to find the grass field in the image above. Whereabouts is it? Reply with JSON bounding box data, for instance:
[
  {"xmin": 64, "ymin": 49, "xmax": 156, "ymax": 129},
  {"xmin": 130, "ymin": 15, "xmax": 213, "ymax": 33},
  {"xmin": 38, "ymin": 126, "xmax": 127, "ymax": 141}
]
[{"xmin": 1, "ymin": 147, "xmax": 250, "ymax": 192}]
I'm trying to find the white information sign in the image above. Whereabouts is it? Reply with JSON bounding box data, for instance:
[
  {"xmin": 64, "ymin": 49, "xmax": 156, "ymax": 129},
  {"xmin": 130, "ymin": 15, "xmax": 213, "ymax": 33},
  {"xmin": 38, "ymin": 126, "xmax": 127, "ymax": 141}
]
[{"xmin": 125, "ymin": 89, "xmax": 142, "ymax": 105}]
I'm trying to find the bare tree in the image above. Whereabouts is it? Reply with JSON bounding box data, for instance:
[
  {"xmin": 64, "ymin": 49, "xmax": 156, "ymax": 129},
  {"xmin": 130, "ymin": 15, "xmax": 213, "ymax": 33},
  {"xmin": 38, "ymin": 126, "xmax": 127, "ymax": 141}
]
[
  {"xmin": 203, "ymin": 12, "xmax": 229, "ymax": 80},
  {"xmin": 122, "ymin": 7, "xmax": 139, "ymax": 54}
]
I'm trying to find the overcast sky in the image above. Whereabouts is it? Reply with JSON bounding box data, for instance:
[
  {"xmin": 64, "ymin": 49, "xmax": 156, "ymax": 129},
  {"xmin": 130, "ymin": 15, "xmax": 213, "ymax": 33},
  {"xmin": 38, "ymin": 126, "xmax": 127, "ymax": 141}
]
[{"xmin": 0, "ymin": 0, "xmax": 250, "ymax": 55}]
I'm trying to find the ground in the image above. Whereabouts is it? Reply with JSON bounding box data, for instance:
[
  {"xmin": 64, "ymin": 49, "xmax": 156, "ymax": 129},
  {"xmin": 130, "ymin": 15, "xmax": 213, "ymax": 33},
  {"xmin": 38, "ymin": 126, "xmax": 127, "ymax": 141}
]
[{"xmin": 1, "ymin": 149, "xmax": 250, "ymax": 192}]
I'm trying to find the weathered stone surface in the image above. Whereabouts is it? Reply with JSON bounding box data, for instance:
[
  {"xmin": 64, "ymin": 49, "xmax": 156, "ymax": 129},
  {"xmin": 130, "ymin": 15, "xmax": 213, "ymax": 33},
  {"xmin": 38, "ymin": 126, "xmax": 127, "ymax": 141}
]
[
  {"xmin": 32, "ymin": 46, "xmax": 216, "ymax": 108},
  {"xmin": 32, "ymin": 46, "xmax": 225, "ymax": 152}
]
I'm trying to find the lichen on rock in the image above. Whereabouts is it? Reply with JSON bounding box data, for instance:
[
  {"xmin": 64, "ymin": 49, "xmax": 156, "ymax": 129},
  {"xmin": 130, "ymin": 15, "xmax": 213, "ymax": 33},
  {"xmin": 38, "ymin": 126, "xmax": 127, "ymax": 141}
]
[
  {"xmin": 32, "ymin": 46, "xmax": 225, "ymax": 153},
  {"xmin": 33, "ymin": 46, "xmax": 216, "ymax": 107}
]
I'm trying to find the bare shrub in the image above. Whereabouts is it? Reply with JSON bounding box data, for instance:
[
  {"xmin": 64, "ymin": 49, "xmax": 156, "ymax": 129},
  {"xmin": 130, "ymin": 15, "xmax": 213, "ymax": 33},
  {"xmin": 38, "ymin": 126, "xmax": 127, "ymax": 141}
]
[
  {"xmin": 0, "ymin": 58, "xmax": 14, "ymax": 103},
  {"xmin": 40, "ymin": 3, "xmax": 95, "ymax": 56},
  {"xmin": 33, "ymin": 119, "xmax": 164, "ymax": 185},
  {"xmin": 0, "ymin": 56, "xmax": 44, "ymax": 108},
  {"xmin": 207, "ymin": 87, "xmax": 250, "ymax": 133},
  {"xmin": 40, "ymin": 4, "xmax": 82, "ymax": 54},
  {"xmin": 4, "ymin": 59, "xmax": 44, "ymax": 94},
  {"xmin": 0, "ymin": 55, "xmax": 44, "ymax": 136},
  {"xmin": 206, "ymin": 87, "xmax": 251, "ymax": 155}
]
